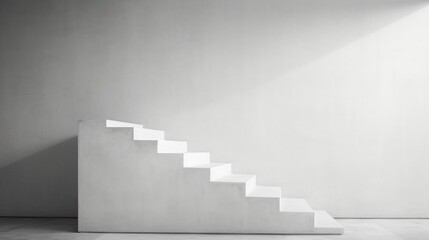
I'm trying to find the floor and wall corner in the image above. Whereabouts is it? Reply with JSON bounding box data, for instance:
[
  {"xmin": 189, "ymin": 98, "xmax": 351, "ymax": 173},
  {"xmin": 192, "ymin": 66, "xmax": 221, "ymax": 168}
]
[{"xmin": 1, "ymin": 0, "xmax": 429, "ymax": 239}]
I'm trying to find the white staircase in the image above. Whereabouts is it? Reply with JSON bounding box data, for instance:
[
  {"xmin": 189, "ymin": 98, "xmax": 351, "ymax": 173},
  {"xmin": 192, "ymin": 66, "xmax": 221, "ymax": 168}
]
[{"xmin": 78, "ymin": 119, "xmax": 343, "ymax": 234}]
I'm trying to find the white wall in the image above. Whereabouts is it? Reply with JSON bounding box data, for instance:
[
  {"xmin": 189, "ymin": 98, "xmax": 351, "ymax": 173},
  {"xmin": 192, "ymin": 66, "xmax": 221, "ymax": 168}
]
[{"xmin": 1, "ymin": 0, "xmax": 429, "ymax": 217}]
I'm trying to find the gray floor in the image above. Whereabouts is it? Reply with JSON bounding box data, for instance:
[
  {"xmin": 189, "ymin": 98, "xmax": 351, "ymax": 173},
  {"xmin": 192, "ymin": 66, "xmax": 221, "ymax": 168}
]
[{"xmin": 1, "ymin": 218, "xmax": 429, "ymax": 240}]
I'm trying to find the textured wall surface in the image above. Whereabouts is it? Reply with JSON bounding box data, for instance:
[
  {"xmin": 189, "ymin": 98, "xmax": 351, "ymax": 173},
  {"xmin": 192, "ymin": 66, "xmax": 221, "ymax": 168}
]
[{"xmin": 1, "ymin": 0, "xmax": 429, "ymax": 217}]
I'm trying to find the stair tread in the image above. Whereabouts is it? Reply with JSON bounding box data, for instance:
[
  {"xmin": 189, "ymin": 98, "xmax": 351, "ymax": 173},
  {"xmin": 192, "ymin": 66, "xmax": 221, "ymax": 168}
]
[
  {"xmin": 314, "ymin": 211, "xmax": 343, "ymax": 233},
  {"xmin": 247, "ymin": 186, "xmax": 281, "ymax": 198},
  {"xmin": 280, "ymin": 198, "xmax": 313, "ymax": 212},
  {"xmin": 187, "ymin": 163, "xmax": 229, "ymax": 168},
  {"xmin": 214, "ymin": 174, "xmax": 255, "ymax": 183}
]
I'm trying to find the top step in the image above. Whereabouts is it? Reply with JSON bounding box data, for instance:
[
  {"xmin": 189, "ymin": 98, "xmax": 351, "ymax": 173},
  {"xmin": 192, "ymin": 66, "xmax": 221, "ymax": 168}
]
[{"xmin": 106, "ymin": 119, "xmax": 143, "ymax": 129}]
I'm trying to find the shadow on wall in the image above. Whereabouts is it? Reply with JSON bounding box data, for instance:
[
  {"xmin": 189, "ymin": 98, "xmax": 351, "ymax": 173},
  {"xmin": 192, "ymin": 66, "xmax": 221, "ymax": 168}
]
[{"xmin": 0, "ymin": 137, "xmax": 77, "ymax": 217}]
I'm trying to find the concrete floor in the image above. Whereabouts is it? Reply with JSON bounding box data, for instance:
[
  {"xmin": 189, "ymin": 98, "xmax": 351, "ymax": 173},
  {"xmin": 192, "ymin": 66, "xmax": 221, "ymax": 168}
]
[{"xmin": 1, "ymin": 218, "xmax": 429, "ymax": 240}]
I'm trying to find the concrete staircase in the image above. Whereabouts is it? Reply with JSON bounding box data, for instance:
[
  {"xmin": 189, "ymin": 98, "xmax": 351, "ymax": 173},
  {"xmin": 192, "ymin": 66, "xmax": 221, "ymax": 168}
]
[{"xmin": 78, "ymin": 119, "xmax": 343, "ymax": 234}]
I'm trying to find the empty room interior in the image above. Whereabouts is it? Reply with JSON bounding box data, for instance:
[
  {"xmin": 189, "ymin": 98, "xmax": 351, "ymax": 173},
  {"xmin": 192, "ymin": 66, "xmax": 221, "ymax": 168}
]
[{"xmin": 1, "ymin": 0, "xmax": 429, "ymax": 239}]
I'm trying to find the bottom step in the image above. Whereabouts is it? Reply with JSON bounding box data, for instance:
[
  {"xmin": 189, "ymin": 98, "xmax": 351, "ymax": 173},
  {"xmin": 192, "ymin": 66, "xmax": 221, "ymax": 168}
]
[{"xmin": 313, "ymin": 210, "xmax": 343, "ymax": 234}]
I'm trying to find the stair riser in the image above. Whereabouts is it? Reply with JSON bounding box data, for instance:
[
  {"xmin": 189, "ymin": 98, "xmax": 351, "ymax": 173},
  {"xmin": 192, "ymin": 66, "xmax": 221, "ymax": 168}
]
[
  {"xmin": 183, "ymin": 153, "xmax": 210, "ymax": 167},
  {"xmin": 209, "ymin": 164, "xmax": 232, "ymax": 181},
  {"xmin": 157, "ymin": 141, "xmax": 187, "ymax": 153},
  {"xmin": 245, "ymin": 176, "xmax": 256, "ymax": 195},
  {"xmin": 133, "ymin": 129, "xmax": 165, "ymax": 140}
]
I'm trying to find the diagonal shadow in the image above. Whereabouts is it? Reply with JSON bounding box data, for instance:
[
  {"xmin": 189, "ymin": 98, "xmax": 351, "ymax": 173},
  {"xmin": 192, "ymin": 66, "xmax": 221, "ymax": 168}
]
[
  {"xmin": 0, "ymin": 137, "xmax": 78, "ymax": 217},
  {"xmin": 133, "ymin": 0, "xmax": 429, "ymax": 119}
]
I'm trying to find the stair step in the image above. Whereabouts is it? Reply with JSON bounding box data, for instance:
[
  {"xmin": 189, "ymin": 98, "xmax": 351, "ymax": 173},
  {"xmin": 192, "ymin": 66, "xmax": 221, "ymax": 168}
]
[
  {"xmin": 187, "ymin": 163, "xmax": 227, "ymax": 168},
  {"xmin": 314, "ymin": 210, "xmax": 343, "ymax": 234},
  {"xmin": 247, "ymin": 186, "xmax": 281, "ymax": 198},
  {"xmin": 106, "ymin": 119, "xmax": 143, "ymax": 128},
  {"xmin": 133, "ymin": 128, "xmax": 165, "ymax": 140},
  {"xmin": 187, "ymin": 163, "xmax": 231, "ymax": 180},
  {"xmin": 157, "ymin": 140, "xmax": 187, "ymax": 153},
  {"xmin": 183, "ymin": 152, "xmax": 210, "ymax": 167},
  {"xmin": 214, "ymin": 174, "xmax": 256, "ymax": 195},
  {"xmin": 280, "ymin": 198, "xmax": 313, "ymax": 212},
  {"xmin": 214, "ymin": 174, "xmax": 255, "ymax": 183}
]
